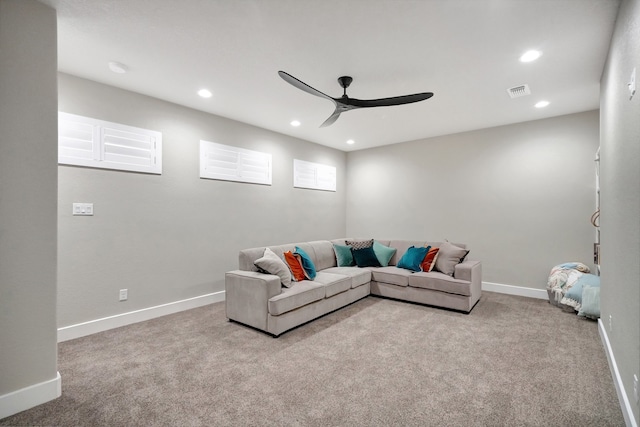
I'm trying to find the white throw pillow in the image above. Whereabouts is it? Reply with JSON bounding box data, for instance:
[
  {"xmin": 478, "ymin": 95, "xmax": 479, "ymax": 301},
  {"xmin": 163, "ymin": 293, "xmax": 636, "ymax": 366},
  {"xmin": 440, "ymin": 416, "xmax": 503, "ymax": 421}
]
[{"xmin": 254, "ymin": 247, "xmax": 292, "ymax": 288}]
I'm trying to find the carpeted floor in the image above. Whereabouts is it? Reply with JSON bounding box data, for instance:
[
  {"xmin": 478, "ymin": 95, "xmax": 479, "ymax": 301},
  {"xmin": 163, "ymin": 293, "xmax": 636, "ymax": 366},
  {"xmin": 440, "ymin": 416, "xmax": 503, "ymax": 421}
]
[{"xmin": 1, "ymin": 292, "xmax": 624, "ymax": 426}]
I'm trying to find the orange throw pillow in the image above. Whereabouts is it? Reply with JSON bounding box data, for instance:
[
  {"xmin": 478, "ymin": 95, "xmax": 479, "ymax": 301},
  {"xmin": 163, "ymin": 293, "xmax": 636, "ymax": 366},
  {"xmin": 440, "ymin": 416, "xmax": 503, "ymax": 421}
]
[
  {"xmin": 284, "ymin": 251, "xmax": 306, "ymax": 281},
  {"xmin": 421, "ymin": 247, "xmax": 440, "ymax": 272}
]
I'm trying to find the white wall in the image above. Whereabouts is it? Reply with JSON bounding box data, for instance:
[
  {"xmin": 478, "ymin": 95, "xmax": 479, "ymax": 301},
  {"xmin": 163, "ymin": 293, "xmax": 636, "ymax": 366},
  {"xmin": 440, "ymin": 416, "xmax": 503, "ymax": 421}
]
[
  {"xmin": 346, "ymin": 111, "xmax": 599, "ymax": 290},
  {"xmin": 57, "ymin": 74, "xmax": 347, "ymax": 328},
  {"xmin": 0, "ymin": 0, "xmax": 60, "ymax": 418},
  {"xmin": 600, "ymin": 0, "xmax": 640, "ymax": 424}
]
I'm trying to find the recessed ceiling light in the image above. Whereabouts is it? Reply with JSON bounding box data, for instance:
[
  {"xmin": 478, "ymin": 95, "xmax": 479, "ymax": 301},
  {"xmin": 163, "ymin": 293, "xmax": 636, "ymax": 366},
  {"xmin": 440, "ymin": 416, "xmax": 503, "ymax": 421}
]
[
  {"xmin": 290, "ymin": 120, "xmax": 301, "ymax": 127},
  {"xmin": 197, "ymin": 89, "xmax": 212, "ymax": 98},
  {"xmin": 520, "ymin": 50, "xmax": 542, "ymax": 63},
  {"xmin": 535, "ymin": 100, "xmax": 550, "ymax": 108},
  {"xmin": 108, "ymin": 61, "xmax": 128, "ymax": 74},
  {"xmin": 346, "ymin": 139, "xmax": 355, "ymax": 145}
]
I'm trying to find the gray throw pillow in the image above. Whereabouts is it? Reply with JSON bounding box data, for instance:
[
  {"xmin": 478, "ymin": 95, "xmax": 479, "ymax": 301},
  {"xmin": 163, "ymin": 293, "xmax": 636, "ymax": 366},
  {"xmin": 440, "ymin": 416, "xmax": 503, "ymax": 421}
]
[
  {"xmin": 434, "ymin": 242, "xmax": 469, "ymax": 276},
  {"xmin": 254, "ymin": 247, "xmax": 292, "ymax": 288}
]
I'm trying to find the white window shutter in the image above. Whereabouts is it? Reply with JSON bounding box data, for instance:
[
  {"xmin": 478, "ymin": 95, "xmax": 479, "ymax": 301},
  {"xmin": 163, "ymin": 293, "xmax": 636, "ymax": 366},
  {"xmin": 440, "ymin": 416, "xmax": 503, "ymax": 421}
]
[
  {"xmin": 293, "ymin": 159, "xmax": 336, "ymax": 192},
  {"xmin": 58, "ymin": 113, "xmax": 100, "ymax": 166},
  {"xmin": 102, "ymin": 126, "xmax": 157, "ymax": 170},
  {"xmin": 58, "ymin": 112, "xmax": 162, "ymax": 174},
  {"xmin": 200, "ymin": 140, "xmax": 272, "ymax": 185}
]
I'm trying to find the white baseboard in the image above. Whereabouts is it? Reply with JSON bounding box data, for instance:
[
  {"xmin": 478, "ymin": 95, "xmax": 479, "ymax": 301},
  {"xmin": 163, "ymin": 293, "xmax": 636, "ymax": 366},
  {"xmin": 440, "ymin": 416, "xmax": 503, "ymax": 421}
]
[
  {"xmin": 57, "ymin": 291, "xmax": 225, "ymax": 342},
  {"xmin": 0, "ymin": 372, "xmax": 61, "ymax": 420},
  {"xmin": 598, "ymin": 319, "xmax": 638, "ymax": 427},
  {"xmin": 482, "ymin": 281, "xmax": 548, "ymax": 300}
]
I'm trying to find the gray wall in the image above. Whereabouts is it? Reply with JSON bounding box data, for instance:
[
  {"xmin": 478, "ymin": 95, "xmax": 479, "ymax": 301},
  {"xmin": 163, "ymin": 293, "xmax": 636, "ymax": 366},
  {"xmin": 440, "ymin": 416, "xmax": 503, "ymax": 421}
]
[
  {"xmin": 0, "ymin": 0, "xmax": 58, "ymax": 398},
  {"xmin": 600, "ymin": 0, "xmax": 640, "ymax": 424},
  {"xmin": 346, "ymin": 111, "xmax": 599, "ymax": 290},
  {"xmin": 57, "ymin": 74, "xmax": 347, "ymax": 327}
]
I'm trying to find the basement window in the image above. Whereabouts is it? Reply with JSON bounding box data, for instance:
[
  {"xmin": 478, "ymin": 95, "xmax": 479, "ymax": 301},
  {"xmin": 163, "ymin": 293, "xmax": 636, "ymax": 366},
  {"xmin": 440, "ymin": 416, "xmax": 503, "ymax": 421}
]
[
  {"xmin": 58, "ymin": 112, "xmax": 162, "ymax": 174},
  {"xmin": 293, "ymin": 159, "xmax": 336, "ymax": 192},
  {"xmin": 199, "ymin": 140, "xmax": 272, "ymax": 185}
]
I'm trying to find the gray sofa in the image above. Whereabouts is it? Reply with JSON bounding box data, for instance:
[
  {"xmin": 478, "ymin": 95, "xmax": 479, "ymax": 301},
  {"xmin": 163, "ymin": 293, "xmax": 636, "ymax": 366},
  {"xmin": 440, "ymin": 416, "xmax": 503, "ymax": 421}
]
[{"xmin": 225, "ymin": 239, "xmax": 482, "ymax": 336}]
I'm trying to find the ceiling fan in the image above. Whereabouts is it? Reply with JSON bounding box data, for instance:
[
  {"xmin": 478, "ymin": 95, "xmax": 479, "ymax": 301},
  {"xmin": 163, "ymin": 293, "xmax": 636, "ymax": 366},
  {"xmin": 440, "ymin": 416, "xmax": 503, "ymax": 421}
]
[{"xmin": 278, "ymin": 71, "xmax": 434, "ymax": 127}]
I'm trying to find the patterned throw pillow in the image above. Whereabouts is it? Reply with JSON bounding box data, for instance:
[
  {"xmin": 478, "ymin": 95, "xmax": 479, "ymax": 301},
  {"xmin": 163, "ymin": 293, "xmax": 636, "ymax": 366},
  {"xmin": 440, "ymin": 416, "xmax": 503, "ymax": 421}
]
[
  {"xmin": 420, "ymin": 247, "xmax": 440, "ymax": 272},
  {"xmin": 345, "ymin": 239, "xmax": 374, "ymax": 250},
  {"xmin": 284, "ymin": 251, "xmax": 307, "ymax": 282}
]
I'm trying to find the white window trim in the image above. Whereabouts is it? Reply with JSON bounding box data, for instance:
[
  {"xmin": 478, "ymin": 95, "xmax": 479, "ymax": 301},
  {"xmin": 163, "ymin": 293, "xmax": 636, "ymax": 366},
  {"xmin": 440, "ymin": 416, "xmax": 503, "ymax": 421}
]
[
  {"xmin": 58, "ymin": 112, "xmax": 162, "ymax": 175},
  {"xmin": 293, "ymin": 159, "xmax": 337, "ymax": 192},
  {"xmin": 199, "ymin": 140, "xmax": 272, "ymax": 185}
]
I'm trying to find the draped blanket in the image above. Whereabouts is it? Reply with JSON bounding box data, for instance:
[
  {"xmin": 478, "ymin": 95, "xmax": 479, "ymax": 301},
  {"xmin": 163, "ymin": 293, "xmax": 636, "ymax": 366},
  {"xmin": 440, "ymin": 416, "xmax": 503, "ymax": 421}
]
[{"xmin": 546, "ymin": 262, "xmax": 590, "ymax": 311}]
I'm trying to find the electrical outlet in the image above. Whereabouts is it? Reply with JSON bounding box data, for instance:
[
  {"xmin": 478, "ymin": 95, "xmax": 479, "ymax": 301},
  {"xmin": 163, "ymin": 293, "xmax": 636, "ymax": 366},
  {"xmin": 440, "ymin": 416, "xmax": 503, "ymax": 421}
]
[
  {"xmin": 634, "ymin": 374, "xmax": 638, "ymax": 404},
  {"xmin": 119, "ymin": 289, "xmax": 128, "ymax": 301},
  {"xmin": 72, "ymin": 202, "xmax": 94, "ymax": 216}
]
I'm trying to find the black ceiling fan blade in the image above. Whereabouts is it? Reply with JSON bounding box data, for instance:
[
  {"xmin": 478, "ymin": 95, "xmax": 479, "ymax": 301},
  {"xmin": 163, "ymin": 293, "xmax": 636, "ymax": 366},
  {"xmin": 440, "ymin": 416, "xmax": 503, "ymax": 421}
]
[
  {"xmin": 320, "ymin": 109, "xmax": 342, "ymax": 127},
  {"xmin": 278, "ymin": 71, "xmax": 434, "ymax": 127},
  {"xmin": 342, "ymin": 92, "xmax": 434, "ymax": 108},
  {"xmin": 278, "ymin": 71, "xmax": 336, "ymax": 104}
]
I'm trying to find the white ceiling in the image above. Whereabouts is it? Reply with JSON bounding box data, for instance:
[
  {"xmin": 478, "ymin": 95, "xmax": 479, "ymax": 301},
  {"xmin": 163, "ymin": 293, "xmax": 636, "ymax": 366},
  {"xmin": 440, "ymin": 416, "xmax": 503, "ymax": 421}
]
[{"xmin": 39, "ymin": 0, "xmax": 620, "ymax": 152}]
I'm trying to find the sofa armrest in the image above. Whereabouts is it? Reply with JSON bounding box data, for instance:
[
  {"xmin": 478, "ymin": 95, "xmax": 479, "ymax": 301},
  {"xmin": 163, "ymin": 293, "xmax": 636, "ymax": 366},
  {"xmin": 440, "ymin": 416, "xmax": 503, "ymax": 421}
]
[
  {"xmin": 454, "ymin": 260, "xmax": 480, "ymax": 282},
  {"xmin": 225, "ymin": 270, "xmax": 282, "ymax": 331},
  {"xmin": 454, "ymin": 260, "xmax": 482, "ymax": 308}
]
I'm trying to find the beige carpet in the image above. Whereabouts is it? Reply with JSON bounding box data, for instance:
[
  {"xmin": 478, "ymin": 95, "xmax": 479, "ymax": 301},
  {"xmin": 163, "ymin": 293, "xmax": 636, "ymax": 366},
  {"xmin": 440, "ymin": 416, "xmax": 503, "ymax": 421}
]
[{"xmin": 1, "ymin": 292, "xmax": 624, "ymax": 426}]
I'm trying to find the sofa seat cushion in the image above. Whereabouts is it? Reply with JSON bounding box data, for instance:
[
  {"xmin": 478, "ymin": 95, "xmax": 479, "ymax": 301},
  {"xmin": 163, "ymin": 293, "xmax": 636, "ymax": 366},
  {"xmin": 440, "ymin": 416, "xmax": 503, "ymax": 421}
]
[
  {"xmin": 314, "ymin": 271, "xmax": 352, "ymax": 298},
  {"xmin": 408, "ymin": 272, "xmax": 471, "ymax": 296},
  {"xmin": 370, "ymin": 266, "xmax": 413, "ymax": 287},
  {"xmin": 322, "ymin": 267, "xmax": 371, "ymax": 289},
  {"xmin": 268, "ymin": 281, "xmax": 325, "ymax": 316}
]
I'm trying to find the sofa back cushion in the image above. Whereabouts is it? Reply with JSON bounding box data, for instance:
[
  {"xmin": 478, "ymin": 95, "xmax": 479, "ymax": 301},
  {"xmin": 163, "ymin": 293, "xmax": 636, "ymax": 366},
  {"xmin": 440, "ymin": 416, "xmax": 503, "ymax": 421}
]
[
  {"xmin": 239, "ymin": 247, "xmax": 268, "ymax": 271},
  {"xmin": 308, "ymin": 240, "xmax": 337, "ymax": 270}
]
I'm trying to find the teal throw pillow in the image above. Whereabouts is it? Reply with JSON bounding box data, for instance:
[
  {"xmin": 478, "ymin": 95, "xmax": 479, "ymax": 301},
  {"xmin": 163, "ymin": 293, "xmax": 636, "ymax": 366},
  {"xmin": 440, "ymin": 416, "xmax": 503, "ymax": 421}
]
[
  {"xmin": 333, "ymin": 244, "xmax": 355, "ymax": 267},
  {"xmin": 564, "ymin": 273, "xmax": 600, "ymax": 304},
  {"xmin": 352, "ymin": 246, "xmax": 381, "ymax": 268},
  {"xmin": 397, "ymin": 246, "xmax": 429, "ymax": 272},
  {"xmin": 294, "ymin": 246, "xmax": 317, "ymax": 280},
  {"xmin": 578, "ymin": 285, "xmax": 601, "ymax": 320},
  {"xmin": 373, "ymin": 241, "xmax": 396, "ymax": 267}
]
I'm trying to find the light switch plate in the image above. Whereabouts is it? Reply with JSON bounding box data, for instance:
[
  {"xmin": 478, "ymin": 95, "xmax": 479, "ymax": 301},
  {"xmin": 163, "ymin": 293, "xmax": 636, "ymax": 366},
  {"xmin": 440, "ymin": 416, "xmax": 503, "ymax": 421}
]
[
  {"xmin": 72, "ymin": 203, "xmax": 94, "ymax": 216},
  {"xmin": 629, "ymin": 67, "xmax": 636, "ymax": 100}
]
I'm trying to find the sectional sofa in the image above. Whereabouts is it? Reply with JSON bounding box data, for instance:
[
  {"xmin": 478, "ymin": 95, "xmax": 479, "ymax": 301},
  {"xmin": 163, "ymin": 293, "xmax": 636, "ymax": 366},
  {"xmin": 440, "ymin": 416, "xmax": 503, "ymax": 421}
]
[{"xmin": 225, "ymin": 239, "xmax": 482, "ymax": 337}]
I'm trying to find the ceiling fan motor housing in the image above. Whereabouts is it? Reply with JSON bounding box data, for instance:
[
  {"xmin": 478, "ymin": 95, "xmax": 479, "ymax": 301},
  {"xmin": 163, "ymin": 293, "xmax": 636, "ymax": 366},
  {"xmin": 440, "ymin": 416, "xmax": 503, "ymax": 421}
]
[{"xmin": 338, "ymin": 76, "xmax": 353, "ymax": 89}]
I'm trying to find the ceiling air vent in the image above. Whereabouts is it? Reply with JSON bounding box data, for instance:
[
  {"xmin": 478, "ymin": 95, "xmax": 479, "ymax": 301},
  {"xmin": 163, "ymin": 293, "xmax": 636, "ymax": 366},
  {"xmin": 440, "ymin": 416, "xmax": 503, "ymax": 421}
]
[{"xmin": 507, "ymin": 84, "xmax": 531, "ymax": 98}]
